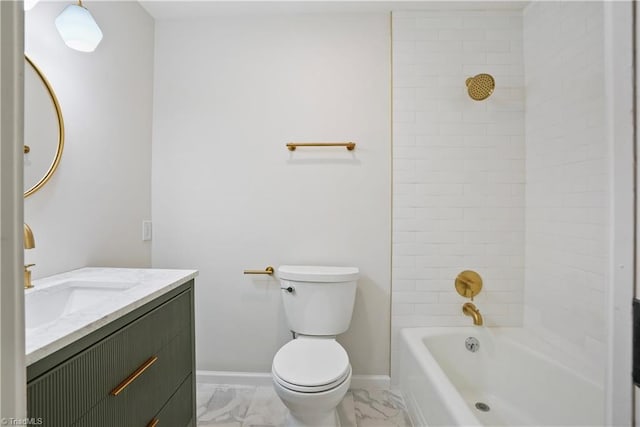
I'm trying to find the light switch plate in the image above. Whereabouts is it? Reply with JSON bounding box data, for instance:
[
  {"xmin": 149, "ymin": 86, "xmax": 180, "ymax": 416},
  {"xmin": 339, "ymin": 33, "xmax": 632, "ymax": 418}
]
[{"xmin": 142, "ymin": 220, "xmax": 152, "ymax": 241}]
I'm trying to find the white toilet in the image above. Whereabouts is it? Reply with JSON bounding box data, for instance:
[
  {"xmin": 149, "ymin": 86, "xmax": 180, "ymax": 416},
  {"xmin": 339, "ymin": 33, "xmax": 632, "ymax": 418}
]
[{"xmin": 272, "ymin": 265, "xmax": 359, "ymax": 427}]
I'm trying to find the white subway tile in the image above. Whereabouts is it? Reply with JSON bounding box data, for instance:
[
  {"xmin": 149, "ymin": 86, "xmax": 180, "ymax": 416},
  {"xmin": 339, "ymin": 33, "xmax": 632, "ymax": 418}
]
[
  {"xmin": 410, "ymin": 314, "xmax": 470, "ymax": 327},
  {"xmin": 416, "ymin": 183, "xmax": 464, "ymax": 195},
  {"xmin": 416, "ymin": 255, "xmax": 465, "ymax": 268},
  {"xmin": 462, "ymin": 14, "xmax": 522, "ymax": 30},
  {"xmin": 525, "ymin": 0, "xmax": 609, "ymax": 356},
  {"xmin": 486, "ymin": 29, "xmax": 522, "ymax": 41},
  {"xmin": 394, "ymin": 291, "xmax": 440, "ymax": 304},
  {"xmin": 393, "ymin": 111, "xmax": 416, "ymax": 123},
  {"xmin": 440, "ymin": 122, "xmax": 488, "ymax": 136},
  {"xmin": 463, "ymin": 40, "xmax": 511, "ymax": 52},
  {"xmin": 416, "ymin": 207, "xmax": 465, "ymax": 219},
  {"xmin": 393, "ymin": 280, "xmax": 417, "ymax": 291},
  {"xmin": 392, "ymin": 10, "xmax": 526, "ymax": 336},
  {"xmin": 416, "ymin": 40, "xmax": 464, "ymax": 53},
  {"xmin": 439, "ymin": 29, "xmax": 486, "ymax": 41},
  {"xmin": 395, "ymin": 27, "xmax": 439, "ymax": 42},
  {"xmin": 416, "ymin": 279, "xmax": 454, "ymax": 292},
  {"xmin": 416, "ymin": 16, "xmax": 463, "ymax": 29},
  {"xmin": 416, "ymin": 231, "xmax": 465, "ymax": 244},
  {"xmin": 393, "ymin": 243, "xmax": 437, "ymax": 256}
]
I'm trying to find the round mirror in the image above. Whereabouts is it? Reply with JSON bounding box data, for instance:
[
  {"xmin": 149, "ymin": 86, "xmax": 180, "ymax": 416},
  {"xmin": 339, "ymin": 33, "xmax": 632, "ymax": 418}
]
[{"xmin": 24, "ymin": 55, "xmax": 64, "ymax": 198}]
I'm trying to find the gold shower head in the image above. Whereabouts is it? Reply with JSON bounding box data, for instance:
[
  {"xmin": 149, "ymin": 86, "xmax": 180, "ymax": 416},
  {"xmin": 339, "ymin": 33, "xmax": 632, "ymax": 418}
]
[{"xmin": 465, "ymin": 73, "xmax": 495, "ymax": 101}]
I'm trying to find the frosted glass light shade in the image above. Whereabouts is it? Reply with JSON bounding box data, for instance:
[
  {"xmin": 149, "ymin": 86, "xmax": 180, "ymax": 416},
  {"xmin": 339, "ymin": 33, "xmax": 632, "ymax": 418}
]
[
  {"xmin": 24, "ymin": 0, "xmax": 40, "ymax": 11},
  {"xmin": 55, "ymin": 4, "xmax": 103, "ymax": 53}
]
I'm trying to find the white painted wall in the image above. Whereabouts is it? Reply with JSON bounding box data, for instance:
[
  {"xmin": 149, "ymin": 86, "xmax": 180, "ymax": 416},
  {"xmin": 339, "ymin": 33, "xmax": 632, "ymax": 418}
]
[
  {"xmin": 151, "ymin": 14, "xmax": 391, "ymax": 374},
  {"xmin": 523, "ymin": 1, "xmax": 608, "ymax": 386},
  {"xmin": 24, "ymin": 1, "xmax": 154, "ymax": 279},
  {"xmin": 391, "ymin": 10, "xmax": 525, "ymax": 378}
]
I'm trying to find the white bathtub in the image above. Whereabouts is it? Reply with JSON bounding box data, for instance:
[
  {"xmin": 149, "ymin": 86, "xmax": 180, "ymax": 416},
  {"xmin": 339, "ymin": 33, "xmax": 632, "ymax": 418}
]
[{"xmin": 398, "ymin": 327, "xmax": 604, "ymax": 426}]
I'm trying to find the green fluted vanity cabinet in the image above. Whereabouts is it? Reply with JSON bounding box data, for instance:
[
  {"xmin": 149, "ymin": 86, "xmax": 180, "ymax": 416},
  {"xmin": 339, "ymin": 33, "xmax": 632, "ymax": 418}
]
[{"xmin": 27, "ymin": 280, "xmax": 196, "ymax": 427}]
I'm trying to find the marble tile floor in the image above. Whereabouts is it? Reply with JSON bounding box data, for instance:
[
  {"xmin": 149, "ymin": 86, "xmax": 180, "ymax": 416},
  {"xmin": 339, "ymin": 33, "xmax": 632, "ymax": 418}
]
[{"xmin": 197, "ymin": 383, "xmax": 413, "ymax": 427}]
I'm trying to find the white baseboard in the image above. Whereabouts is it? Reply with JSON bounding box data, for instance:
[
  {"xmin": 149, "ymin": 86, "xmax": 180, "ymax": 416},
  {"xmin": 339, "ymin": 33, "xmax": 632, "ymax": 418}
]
[
  {"xmin": 196, "ymin": 370, "xmax": 273, "ymax": 387},
  {"xmin": 350, "ymin": 375, "xmax": 391, "ymax": 389},
  {"xmin": 196, "ymin": 370, "xmax": 391, "ymax": 390}
]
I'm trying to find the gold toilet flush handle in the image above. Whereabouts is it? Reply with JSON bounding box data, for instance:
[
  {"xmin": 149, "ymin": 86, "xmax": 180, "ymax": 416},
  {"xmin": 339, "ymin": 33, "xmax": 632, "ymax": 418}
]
[
  {"xmin": 455, "ymin": 270, "xmax": 482, "ymax": 300},
  {"xmin": 243, "ymin": 266, "xmax": 274, "ymax": 275}
]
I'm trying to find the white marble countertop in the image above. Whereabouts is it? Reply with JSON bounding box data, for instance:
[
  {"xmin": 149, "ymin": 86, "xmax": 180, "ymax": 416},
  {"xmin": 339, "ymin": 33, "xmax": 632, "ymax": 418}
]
[{"xmin": 26, "ymin": 267, "xmax": 198, "ymax": 366}]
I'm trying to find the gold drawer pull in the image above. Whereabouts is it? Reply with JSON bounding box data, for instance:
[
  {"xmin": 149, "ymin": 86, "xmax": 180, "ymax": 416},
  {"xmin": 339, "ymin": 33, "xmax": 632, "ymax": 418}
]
[
  {"xmin": 110, "ymin": 356, "xmax": 158, "ymax": 396},
  {"xmin": 147, "ymin": 418, "xmax": 159, "ymax": 427}
]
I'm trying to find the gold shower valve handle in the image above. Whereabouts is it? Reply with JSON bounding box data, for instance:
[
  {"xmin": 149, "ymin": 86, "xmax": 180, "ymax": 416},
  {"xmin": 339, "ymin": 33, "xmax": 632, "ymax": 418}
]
[{"xmin": 455, "ymin": 270, "xmax": 483, "ymax": 300}]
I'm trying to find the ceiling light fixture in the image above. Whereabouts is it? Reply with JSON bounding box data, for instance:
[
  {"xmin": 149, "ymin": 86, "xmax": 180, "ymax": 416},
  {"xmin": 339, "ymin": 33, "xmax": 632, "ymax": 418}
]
[
  {"xmin": 24, "ymin": 0, "xmax": 40, "ymax": 11},
  {"xmin": 55, "ymin": 0, "xmax": 103, "ymax": 53}
]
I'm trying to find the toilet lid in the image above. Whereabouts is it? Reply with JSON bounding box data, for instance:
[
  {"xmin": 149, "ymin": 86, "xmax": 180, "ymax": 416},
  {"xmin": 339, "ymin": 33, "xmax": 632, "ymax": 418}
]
[
  {"xmin": 278, "ymin": 265, "xmax": 359, "ymax": 282},
  {"xmin": 272, "ymin": 339, "xmax": 350, "ymax": 388}
]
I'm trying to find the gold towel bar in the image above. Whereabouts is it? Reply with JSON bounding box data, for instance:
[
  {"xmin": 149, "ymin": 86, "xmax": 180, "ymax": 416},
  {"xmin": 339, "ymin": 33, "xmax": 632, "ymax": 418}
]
[
  {"xmin": 286, "ymin": 142, "xmax": 356, "ymax": 151},
  {"xmin": 244, "ymin": 266, "xmax": 274, "ymax": 275},
  {"xmin": 110, "ymin": 356, "xmax": 158, "ymax": 396}
]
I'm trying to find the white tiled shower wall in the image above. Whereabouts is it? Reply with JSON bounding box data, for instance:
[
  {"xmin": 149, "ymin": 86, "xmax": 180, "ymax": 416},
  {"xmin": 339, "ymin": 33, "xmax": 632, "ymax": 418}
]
[
  {"xmin": 392, "ymin": 4, "xmax": 608, "ymax": 384},
  {"xmin": 523, "ymin": 2, "xmax": 607, "ymax": 382},
  {"xmin": 391, "ymin": 10, "xmax": 525, "ymax": 375}
]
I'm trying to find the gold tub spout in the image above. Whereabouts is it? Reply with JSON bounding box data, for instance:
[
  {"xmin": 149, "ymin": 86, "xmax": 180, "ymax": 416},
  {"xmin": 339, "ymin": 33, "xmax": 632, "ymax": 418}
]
[{"xmin": 462, "ymin": 302, "xmax": 483, "ymax": 326}]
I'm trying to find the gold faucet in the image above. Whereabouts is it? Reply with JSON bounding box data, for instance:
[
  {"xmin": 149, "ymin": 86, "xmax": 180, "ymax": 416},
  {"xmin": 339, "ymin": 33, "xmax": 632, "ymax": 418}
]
[
  {"xmin": 462, "ymin": 302, "xmax": 483, "ymax": 326},
  {"xmin": 24, "ymin": 223, "xmax": 35, "ymax": 289}
]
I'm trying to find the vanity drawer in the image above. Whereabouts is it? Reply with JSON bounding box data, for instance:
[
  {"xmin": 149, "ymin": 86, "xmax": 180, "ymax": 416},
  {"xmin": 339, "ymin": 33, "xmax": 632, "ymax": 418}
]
[
  {"xmin": 147, "ymin": 374, "xmax": 194, "ymax": 427},
  {"xmin": 73, "ymin": 332, "xmax": 192, "ymax": 427},
  {"xmin": 28, "ymin": 288, "xmax": 192, "ymax": 427}
]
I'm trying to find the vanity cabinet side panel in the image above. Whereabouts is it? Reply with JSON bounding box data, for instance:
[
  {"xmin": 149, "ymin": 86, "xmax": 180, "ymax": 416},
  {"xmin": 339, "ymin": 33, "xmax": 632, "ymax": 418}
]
[{"xmin": 190, "ymin": 277, "xmax": 196, "ymax": 424}]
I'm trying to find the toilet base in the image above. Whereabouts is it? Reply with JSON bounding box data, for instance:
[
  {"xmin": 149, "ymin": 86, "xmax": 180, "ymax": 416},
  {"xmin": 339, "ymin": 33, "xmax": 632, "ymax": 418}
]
[
  {"xmin": 285, "ymin": 408, "xmax": 340, "ymax": 427},
  {"xmin": 273, "ymin": 366, "xmax": 351, "ymax": 427}
]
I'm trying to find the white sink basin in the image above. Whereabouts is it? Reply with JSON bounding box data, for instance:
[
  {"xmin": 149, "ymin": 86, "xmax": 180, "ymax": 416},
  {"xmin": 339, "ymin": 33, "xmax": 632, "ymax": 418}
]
[{"xmin": 25, "ymin": 280, "xmax": 139, "ymax": 330}]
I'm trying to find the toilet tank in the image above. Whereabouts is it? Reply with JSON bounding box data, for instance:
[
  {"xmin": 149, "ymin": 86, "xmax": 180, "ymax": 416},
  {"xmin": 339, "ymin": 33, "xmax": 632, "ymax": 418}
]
[{"xmin": 278, "ymin": 265, "xmax": 359, "ymax": 336}]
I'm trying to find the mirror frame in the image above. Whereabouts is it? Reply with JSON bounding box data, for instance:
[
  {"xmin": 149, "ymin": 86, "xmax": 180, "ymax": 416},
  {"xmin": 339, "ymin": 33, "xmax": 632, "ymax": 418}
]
[{"xmin": 24, "ymin": 54, "xmax": 65, "ymax": 198}]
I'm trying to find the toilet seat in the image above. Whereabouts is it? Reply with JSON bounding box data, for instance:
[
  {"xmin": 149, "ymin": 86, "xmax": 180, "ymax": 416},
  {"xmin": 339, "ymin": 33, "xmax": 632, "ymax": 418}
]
[
  {"xmin": 273, "ymin": 365, "xmax": 351, "ymax": 393},
  {"xmin": 272, "ymin": 338, "xmax": 350, "ymax": 393}
]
